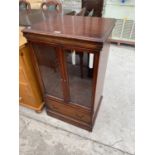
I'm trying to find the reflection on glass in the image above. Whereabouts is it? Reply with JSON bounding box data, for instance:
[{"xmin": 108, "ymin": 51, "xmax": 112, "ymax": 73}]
[
  {"xmin": 32, "ymin": 44, "xmax": 63, "ymax": 99},
  {"xmin": 65, "ymin": 50, "xmax": 93, "ymax": 108}
]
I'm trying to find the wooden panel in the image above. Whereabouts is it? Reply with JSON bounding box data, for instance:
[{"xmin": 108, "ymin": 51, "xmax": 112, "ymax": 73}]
[
  {"xmin": 21, "ymin": 44, "xmax": 42, "ymax": 102},
  {"xmin": 19, "ymin": 37, "xmax": 44, "ymax": 111},
  {"xmin": 19, "ymin": 68, "xmax": 27, "ymax": 83},
  {"xmin": 93, "ymin": 41, "xmax": 110, "ymax": 117},
  {"xmin": 19, "ymin": 83, "xmax": 35, "ymax": 105},
  {"xmin": 47, "ymin": 108, "xmax": 92, "ymax": 131},
  {"xmin": 46, "ymin": 99, "xmax": 91, "ymax": 124},
  {"xmin": 23, "ymin": 15, "xmax": 116, "ymax": 44}
]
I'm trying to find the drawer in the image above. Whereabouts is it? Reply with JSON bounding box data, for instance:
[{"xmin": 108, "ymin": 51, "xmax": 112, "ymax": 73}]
[{"xmin": 46, "ymin": 99, "xmax": 91, "ymax": 124}]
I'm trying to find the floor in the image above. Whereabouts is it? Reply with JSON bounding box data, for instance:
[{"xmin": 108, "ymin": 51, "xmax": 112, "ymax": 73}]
[{"xmin": 19, "ymin": 44, "xmax": 135, "ymax": 155}]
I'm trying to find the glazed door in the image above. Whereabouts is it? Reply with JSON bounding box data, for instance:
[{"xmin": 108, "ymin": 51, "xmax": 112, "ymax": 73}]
[
  {"xmin": 64, "ymin": 50, "xmax": 95, "ymax": 109},
  {"xmin": 31, "ymin": 43, "xmax": 95, "ymax": 109},
  {"xmin": 31, "ymin": 43, "xmax": 64, "ymax": 100}
]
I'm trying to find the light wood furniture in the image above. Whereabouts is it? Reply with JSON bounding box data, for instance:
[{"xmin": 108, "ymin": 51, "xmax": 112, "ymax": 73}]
[{"xmin": 19, "ymin": 28, "xmax": 44, "ymax": 112}]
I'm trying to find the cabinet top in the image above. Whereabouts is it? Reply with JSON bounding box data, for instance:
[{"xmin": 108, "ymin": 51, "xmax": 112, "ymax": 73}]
[{"xmin": 23, "ymin": 14, "xmax": 115, "ymax": 43}]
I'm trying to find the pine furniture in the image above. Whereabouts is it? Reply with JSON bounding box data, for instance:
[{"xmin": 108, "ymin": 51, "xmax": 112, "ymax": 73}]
[{"xmin": 19, "ymin": 28, "xmax": 44, "ymax": 112}]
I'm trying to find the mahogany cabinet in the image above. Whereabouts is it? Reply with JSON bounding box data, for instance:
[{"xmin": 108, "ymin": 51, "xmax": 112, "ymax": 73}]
[
  {"xmin": 19, "ymin": 29, "xmax": 44, "ymax": 112},
  {"xmin": 23, "ymin": 14, "xmax": 115, "ymax": 131}
]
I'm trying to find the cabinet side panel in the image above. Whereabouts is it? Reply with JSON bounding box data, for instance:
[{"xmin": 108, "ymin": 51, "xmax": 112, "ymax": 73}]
[
  {"xmin": 19, "ymin": 44, "xmax": 43, "ymax": 110},
  {"xmin": 23, "ymin": 44, "xmax": 43, "ymax": 103},
  {"xmin": 93, "ymin": 41, "xmax": 110, "ymax": 117}
]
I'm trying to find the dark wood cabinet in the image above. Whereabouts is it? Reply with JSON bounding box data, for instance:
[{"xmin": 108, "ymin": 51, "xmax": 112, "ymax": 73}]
[
  {"xmin": 82, "ymin": 0, "xmax": 104, "ymax": 17},
  {"xmin": 23, "ymin": 14, "xmax": 115, "ymax": 131}
]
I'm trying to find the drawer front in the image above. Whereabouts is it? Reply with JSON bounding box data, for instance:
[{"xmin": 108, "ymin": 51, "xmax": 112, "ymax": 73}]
[{"xmin": 46, "ymin": 99, "xmax": 91, "ymax": 123}]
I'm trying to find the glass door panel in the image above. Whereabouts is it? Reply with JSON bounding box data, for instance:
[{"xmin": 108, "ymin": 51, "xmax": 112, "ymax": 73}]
[
  {"xmin": 32, "ymin": 43, "xmax": 63, "ymax": 99},
  {"xmin": 65, "ymin": 50, "xmax": 94, "ymax": 108}
]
